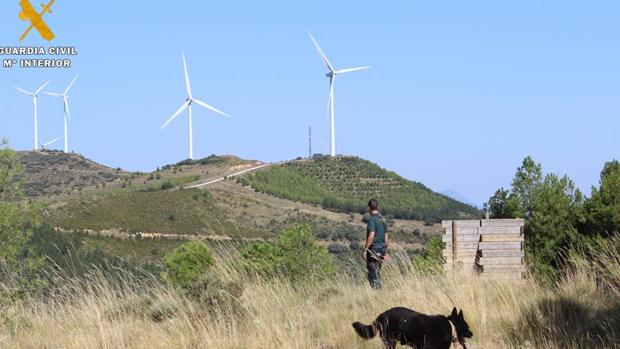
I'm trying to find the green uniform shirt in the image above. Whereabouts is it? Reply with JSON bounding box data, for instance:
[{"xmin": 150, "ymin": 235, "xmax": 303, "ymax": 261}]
[{"xmin": 366, "ymin": 213, "xmax": 387, "ymax": 251}]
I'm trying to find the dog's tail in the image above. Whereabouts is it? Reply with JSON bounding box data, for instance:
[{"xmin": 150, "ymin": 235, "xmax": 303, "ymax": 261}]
[{"xmin": 352, "ymin": 321, "xmax": 378, "ymax": 339}]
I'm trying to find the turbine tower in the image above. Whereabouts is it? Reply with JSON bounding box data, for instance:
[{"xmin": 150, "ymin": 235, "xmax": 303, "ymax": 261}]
[
  {"xmin": 161, "ymin": 53, "xmax": 230, "ymax": 160},
  {"xmin": 15, "ymin": 80, "xmax": 51, "ymax": 150},
  {"xmin": 308, "ymin": 32, "xmax": 370, "ymax": 157},
  {"xmin": 44, "ymin": 75, "xmax": 78, "ymax": 153}
]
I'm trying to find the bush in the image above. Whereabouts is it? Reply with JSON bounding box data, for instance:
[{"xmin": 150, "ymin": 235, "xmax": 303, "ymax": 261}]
[
  {"xmin": 412, "ymin": 236, "xmax": 444, "ymax": 274},
  {"xmin": 163, "ymin": 241, "xmax": 214, "ymax": 288},
  {"xmin": 240, "ymin": 225, "xmax": 335, "ymax": 283},
  {"xmin": 160, "ymin": 181, "xmax": 174, "ymax": 190}
]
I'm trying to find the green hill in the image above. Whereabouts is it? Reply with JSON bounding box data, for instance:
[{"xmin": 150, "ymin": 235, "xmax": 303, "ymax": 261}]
[
  {"xmin": 237, "ymin": 156, "xmax": 480, "ymax": 222},
  {"xmin": 14, "ymin": 152, "xmax": 457, "ymax": 244}
]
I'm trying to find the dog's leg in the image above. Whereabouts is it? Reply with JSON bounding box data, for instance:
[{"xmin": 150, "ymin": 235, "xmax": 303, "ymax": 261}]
[{"xmin": 381, "ymin": 337, "xmax": 397, "ymax": 349}]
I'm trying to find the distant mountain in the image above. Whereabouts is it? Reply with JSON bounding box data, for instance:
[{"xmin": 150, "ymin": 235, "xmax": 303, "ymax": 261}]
[
  {"xmin": 238, "ymin": 156, "xmax": 481, "ymax": 222},
  {"xmin": 440, "ymin": 189, "xmax": 480, "ymax": 209}
]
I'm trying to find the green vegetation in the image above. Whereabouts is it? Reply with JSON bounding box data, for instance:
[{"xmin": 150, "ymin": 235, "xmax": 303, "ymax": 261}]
[
  {"xmin": 487, "ymin": 156, "xmax": 620, "ymax": 280},
  {"xmin": 14, "ymin": 150, "xmax": 121, "ymax": 198},
  {"xmin": 163, "ymin": 241, "xmax": 215, "ymax": 287},
  {"xmin": 238, "ymin": 156, "xmax": 480, "ymax": 222},
  {"xmin": 240, "ymin": 225, "xmax": 336, "ymax": 283},
  {"xmin": 412, "ymin": 236, "xmax": 444, "ymax": 274},
  {"xmin": 45, "ymin": 189, "xmax": 243, "ymax": 236},
  {"xmin": 162, "ymin": 154, "xmax": 248, "ymax": 170}
]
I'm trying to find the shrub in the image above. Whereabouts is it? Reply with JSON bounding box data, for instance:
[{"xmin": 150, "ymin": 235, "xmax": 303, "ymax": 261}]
[
  {"xmin": 240, "ymin": 225, "xmax": 335, "ymax": 283},
  {"xmin": 412, "ymin": 236, "xmax": 444, "ymax": 274},
  {"xmin": 160, "ymin": 181, "xmax": 174, "ymax": 190},
  {"xmin": 163, "ymin": 241, "xmax": 214, "ymax": 288}
]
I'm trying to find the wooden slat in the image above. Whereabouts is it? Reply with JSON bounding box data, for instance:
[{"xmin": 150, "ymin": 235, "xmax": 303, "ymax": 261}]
[
  {"xmin": 479, "ymin": 250, "xmax": 524, "ymax": 258},
  {"xmin": 444, "ymin": 242, "xmax": 481, "ymax": 249},
  {"xmin": 442, "ymin": 249, "xmax": 478, "ymax": 257},
  {"xmin": 478, "ymin": 242, "xmax": 522, "ymax": 250},
  {"xmin": 480, "ymin": 234, "xmax": 523, "ymax": 242},
  {"xmin": 478, "ymin": 257, "xmax": 523, "ymax": 265},
  {"xmin": 442, "ymin": 234, "xmax": 480, "ymax": 242},
  {"xmin": 442, "ymin": 220, "xmax": 481, "ymax": 228},
  {"xmin": 444, "ymin": 227, "xmax": 479, "ymax": 235},
  {"xmin": 478, "ymin": 226, "xmax": 522, "ymax": 235},
  {"xmin": 480, "ymin": 219, "xmax": 524, "ymax": 227}
]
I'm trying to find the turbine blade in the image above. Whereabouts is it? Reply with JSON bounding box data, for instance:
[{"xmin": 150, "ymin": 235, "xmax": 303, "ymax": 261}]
[
  {"xmin": 43, "ymin": 91, "xmax": 64, "ymax": 97},
  {"xmin": 45, "ymin": 137, "xmax": 61, "ymax": 147},
  {"xmin": 193, "ymin": 99, "xmax": 230, "ymax": 117},
  {"xmin": 161, "ymin": 100, "xmax": 190, "ymax": 129},
  {"xmin": 182, "ymin": 53, "xmax": 192, "ymax": 97},
  {"xmin": 15, "ymin": 87, "xmax": 33, "ymax": 95},
  {"xmin": 65, "ymin": 75, "xmax": 79, "ymax": 94},
  {"xmin": 334, "ymin": 66, "xmax": 371, "ymax": 74},
  {"xmin": 307, "ymin": 31, "xmax": 334, "ymax": 72},
  {"xmin": 34, "ymin": 80, "xmax": 52, "ymax": 95}
]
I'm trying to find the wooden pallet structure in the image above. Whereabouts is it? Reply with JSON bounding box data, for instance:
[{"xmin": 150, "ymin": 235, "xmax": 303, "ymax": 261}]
[{"xmin": 442, "ymin": 219, "xmax": 525, "ymax": 279}]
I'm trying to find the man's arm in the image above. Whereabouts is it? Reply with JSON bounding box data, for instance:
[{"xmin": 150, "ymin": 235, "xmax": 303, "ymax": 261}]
[
  {"xmin": 363, "ymin": 231, "xmax": 374, "ymax": 260},
  {"xmin": 385, "ymin": 233, "xmax": 389, "ymax": 251},
  {"xmin": 364, "ymin": 231, "xmax": 375, "ymax": 251}
]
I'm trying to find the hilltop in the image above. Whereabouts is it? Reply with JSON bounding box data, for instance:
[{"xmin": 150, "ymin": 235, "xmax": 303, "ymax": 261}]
[
  {"xmin": 15, "ymin": 150, "xmax": 123, "ymax": 198},
  {"xmin": 237, "ymin": 155, "xmax": 480, "ymax": 222},
  {"xmin": 14, "ymin": 151, "xmax": 467, "ymax": 250}
]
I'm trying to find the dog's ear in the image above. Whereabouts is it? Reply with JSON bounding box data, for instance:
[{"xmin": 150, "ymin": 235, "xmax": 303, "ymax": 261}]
[
  {"xmin": 451, "ymin": 307, "xmax": 458, "ymax": 317},
  {"xmin": 458, "ymin": 309, "xmax": 464, "ymax": 319}
]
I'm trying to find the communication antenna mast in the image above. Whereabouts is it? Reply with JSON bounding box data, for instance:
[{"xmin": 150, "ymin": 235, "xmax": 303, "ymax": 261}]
[{"xmin": 308, "ymin": 126, "xmax": 312, "ymax": 158}]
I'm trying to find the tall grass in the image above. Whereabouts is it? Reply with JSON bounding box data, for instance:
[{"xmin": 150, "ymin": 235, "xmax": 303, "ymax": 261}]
[{"xmin": 1, "ymin": 239, "xmax": 619, "ymax": 349}]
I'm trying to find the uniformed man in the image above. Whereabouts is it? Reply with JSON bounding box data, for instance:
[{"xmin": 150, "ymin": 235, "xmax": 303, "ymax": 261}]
[{"xmin": 362, "ymin": 198, "xmax": 388, "ymax": 289}]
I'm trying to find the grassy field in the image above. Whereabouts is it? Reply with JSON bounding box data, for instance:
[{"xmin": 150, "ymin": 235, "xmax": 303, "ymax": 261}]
[{"xmin": 2, "ymin": 238, "xmax": 618, "ymax": 349}]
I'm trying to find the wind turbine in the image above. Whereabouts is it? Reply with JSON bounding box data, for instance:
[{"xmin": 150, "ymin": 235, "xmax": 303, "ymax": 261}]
[
  {"xmin": 44, "ymin": 75, "xmax": 78, "ymax": 153},
  {"xmin": 15, "ymin": 80, "xmax": 51, "ymax": 150},
  {"xmin": 308, "ymin": 32, "xmax": 370, "ymax": 157},
  {"xmin": 161, "ymin": 53, "xmax": 229, "ymax": 160}
]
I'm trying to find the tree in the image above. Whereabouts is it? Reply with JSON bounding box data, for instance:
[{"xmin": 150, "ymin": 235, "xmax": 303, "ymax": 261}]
[
  {"xmin": 0, "ymin": 139, "xmax": 23, "ymax": 201},
  {"xmin": 583, "ymin": 160, "xmax": 620, "ymax": 236},
  {"xmin": 511, "ymin": 156, "xmax": 543, "ymax": 218},
  {"xmin": 486, "ymin": 188, "xmax": 520, "ymax": 219},
  {"xmin": 0, "ymin": 141, "xmax": 45, "ymax": 294},
  {"xmin": 525, "ymin": 174, "xmax": 584, "ymax": 279}
]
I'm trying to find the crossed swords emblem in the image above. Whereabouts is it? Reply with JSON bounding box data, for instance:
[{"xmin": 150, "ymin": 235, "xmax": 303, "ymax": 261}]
[{"xmin": 18, "ymin": 0, "xmax": 56, "ymax": 42}]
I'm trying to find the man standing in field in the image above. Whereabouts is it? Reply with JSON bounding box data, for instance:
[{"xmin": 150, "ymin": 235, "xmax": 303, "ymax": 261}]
[{"xmin": 363, "ymin": 199, "xmax": 388, "ymax": 289}]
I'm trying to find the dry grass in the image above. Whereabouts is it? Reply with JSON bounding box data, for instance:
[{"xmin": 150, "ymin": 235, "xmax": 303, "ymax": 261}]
[{"xmin": 1, "ymin": 240, "xmax": 619, "ymax": 349}]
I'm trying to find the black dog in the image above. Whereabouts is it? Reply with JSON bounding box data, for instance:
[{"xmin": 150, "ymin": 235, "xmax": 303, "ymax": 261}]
[{"xmin": 352, "ymin": 307, "xmax": 473, "ymax": 348}]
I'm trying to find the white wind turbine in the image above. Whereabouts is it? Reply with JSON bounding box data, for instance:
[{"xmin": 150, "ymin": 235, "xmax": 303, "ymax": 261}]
[
  {"xmin": 308, "ymin": 32, "xmax": 370, "ymax": 157},
  {"xmin": 161, "ymin": 53, "xmax": 230, "ymax": 160},
  {"xmin": 15, "ymin": 80, "xmax": 51, "ymax": 150},
  {"xmin": 44, "ymin": 75, "xmax": 78, "ymax": 153}
]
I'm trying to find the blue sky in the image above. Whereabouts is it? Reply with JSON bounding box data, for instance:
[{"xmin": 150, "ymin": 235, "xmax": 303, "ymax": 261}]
[{"xmin": 1, "ymin": 1, "xmax": 618, "ymax": 206}]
